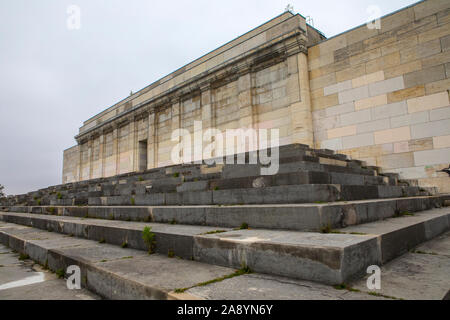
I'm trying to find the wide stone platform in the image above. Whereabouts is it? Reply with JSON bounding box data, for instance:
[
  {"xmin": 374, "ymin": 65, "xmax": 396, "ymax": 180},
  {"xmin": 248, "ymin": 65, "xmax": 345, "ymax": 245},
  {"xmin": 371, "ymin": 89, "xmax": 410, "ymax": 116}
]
[{"xmin": 1, "ymin": 143, "xmax": 449, "ymax": 299}]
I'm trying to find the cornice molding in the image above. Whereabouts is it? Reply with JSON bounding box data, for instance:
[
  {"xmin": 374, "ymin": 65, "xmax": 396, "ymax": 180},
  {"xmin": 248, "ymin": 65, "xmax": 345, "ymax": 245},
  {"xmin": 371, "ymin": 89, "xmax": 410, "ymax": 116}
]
[{"xmin": 75, "ymin": 29, "xmax": 308, "ymax": 143}]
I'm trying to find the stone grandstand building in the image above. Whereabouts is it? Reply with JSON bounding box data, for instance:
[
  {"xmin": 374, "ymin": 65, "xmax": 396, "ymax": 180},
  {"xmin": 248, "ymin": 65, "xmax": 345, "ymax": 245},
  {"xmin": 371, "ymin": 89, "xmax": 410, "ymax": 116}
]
[{"xmin": 63, "ymin": 0, "xmax": 449, "ymax": 192}]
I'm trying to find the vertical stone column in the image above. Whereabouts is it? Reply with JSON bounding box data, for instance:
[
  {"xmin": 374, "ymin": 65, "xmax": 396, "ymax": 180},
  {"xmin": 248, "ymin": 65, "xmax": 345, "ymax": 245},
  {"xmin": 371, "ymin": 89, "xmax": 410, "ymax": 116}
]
[
  {"xmin": 76, "ymin": 142, "xmax": 81, "ymax": 182},
  {"xmin": 113, "ymin": 127, "xmax": 119, "ymax": 175},
  {"xmin": 129, "ymin": 118, "xmax": 137, "ymax": 173},
  {"xmin": 238, "ymin": 73, "xmax": 253, "ymax": 130},
  {"xmin": 147, "ymin": 112, "xmax": 157, "ymax": 169},
  {"xmin": 171, "ymin": 100, "xmax": 181, "ymax": 164},
  {"xmin": 290, "ymin": 52, "xmax": 314, "ymax": 147},
  {"xmin": 99, "ymin": 133, "xmax": 105, "ymax": 178},
  {"xmin": 88, "ymin": 138, "xmax": 94, "ymax": 180},
  {"xmin": 202, "ymin": 84, "xmax": 217, "ymax": 160},
  {"xmin": 237, "ymin": 72, "xmax": 255, "ymax": 151}
]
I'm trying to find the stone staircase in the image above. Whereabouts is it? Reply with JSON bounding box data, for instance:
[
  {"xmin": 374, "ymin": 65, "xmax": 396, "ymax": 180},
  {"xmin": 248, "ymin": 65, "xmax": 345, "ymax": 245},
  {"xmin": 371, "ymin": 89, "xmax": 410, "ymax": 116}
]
[{"xmin": 1, "ymin": 143, "xmax": 449, "ymax": 299}]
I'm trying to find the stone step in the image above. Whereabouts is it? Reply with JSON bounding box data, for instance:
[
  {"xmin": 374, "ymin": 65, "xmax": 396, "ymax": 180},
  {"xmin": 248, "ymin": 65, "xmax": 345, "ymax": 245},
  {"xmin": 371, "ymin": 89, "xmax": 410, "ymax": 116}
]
[
  {"xmin": 0, "ymin": 221, "xmax": 235, "ymax": 300},
  {"xmin": 0, "ymin": 212, "xmax": 230, "ymax": 260},
  {"xmin": 193, "ymin": 207, "xmax": 450, "ymax": 284},
  {"xmin": 3, "ymin": 195, "xmax": 448, "ymax": 232},
  {"xmin": 2, "ymin": 207, "xmax": 449, "ymax": 285},
  {"xmin": 85, "ymin": 185, "xmax": 426, "ymax": 206}
]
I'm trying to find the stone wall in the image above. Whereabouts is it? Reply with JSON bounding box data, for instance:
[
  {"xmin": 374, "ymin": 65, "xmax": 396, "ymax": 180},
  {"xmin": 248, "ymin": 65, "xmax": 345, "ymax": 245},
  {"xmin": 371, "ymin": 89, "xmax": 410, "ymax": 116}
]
[{"xmin": 310, "ymin": 0, "xmax": 450, "ymax": 192}]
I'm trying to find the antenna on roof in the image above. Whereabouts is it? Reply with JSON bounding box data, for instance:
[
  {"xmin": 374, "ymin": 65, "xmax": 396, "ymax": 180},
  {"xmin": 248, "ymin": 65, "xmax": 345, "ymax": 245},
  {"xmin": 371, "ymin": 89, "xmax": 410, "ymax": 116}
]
[
  {"xmin": 285, "ymin": 4, "xmax": 294, "ymax": 13},
  {"xmin": 306, "ymin": 16, "xmax": 314, "ymax": 27}
]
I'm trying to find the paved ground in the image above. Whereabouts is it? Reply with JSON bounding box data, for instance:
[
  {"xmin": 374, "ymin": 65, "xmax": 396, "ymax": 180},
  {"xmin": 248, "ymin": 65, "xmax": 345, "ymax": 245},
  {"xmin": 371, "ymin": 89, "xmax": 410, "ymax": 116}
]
[
  {"xmin": 0, "ymin": 244, "xmax": 99, "ymax": 300},
  {"xmin": 351, "ymin": 231, "xmax": 450, "ymax": 300}
]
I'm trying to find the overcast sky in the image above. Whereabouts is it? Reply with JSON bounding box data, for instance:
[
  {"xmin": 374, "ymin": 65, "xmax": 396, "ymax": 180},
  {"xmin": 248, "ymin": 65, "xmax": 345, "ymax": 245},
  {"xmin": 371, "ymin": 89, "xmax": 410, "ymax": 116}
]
[{"xmin": 0, "ymin": 0, "xmax": 418, "ymax": 195}]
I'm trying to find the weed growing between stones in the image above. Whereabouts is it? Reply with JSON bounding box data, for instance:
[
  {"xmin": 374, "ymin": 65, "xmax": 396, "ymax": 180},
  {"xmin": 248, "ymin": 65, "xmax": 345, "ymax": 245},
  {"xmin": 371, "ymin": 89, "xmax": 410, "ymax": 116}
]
[{"xmin": 142, "ymin": 226, "xmax": 156, "ymax": 254}]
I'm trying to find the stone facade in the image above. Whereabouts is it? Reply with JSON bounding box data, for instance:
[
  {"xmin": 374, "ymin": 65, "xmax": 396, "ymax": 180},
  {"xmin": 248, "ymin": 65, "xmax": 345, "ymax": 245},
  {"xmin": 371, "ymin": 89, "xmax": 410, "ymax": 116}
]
[
  {"xmin": 310, "ymin": 0, "xmax": 450, "ymax": 192},
  {"xmin": 63, "ymin": 0, "xmax": 450, "ymax": 192}
]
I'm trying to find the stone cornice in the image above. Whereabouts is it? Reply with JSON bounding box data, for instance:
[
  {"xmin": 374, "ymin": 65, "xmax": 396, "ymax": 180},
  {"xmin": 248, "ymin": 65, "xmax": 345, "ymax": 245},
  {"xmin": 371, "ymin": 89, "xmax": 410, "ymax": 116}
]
[{"xmin": 75, "ymin": 29, "xmax": 307, "ymax": 143}]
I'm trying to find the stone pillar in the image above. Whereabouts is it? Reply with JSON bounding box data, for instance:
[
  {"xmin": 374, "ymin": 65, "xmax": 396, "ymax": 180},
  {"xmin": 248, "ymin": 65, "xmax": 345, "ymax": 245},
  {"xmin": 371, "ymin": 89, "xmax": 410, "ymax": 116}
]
[
  {"xmin": 129, "ymin": 118, "xmax": 137, "ymax": 173},
  {"xmin": 289, "ymin": 52, "xmax": 314, "ymax": 147},
  {"xmin": 113, "ymin": 127, "xmax": 119, "ymax": 175},
  {"xmin": 147, "ymin": 112, "xmax": 157, "ymax": 169},
  {"xmin": 171, "ymin": 100, "xmax": 182, "ymax": 164},
  {"xmin": 99, "ymin": 133, "xmax": 105, "ymax": 178},
  {"xmin": 78, "ymin": 142, "xmax": 82, "ymax": 182},
  {"xmin": 88, "ymin": 138, "xmax": 94, "ymax": 180},
  {"xmin": 238, "ymin": 73, "xmax": 253, "ymax": 130},
  {"xmin": 237, "ymin": 72, "xmax": 256, "ymax": 151}
]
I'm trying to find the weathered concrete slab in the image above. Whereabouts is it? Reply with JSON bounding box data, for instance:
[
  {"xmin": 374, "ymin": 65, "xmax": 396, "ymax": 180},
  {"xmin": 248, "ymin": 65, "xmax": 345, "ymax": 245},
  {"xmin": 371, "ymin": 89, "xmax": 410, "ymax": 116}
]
[
  {"xmin": 193, "ymin": 229, "xmax": 380, "ymax": 285},
  {"xmin": 0, "ymin": 223, "xmax": 240, "ymax": 300},
  {"xmin": 0, "ymin": 212, "xmax": 232, "ymax": 260},
  {"xmin": 340, "ymin": 208, "xmax": 450, "ymax": 263},
  {"xmin": 186, "ymin": 273, "xmax": 387, "ymax": 300},
  {"xmin": 3, "ymin": 194, "xmax": 447, "ymax": 231},
  {"xmin": 350, "ymin": 232, "xmax": 450, "ymax": 300},
  {"xmin": 0, "ymin": 244, "xmax": 99, "ymax": 300}
]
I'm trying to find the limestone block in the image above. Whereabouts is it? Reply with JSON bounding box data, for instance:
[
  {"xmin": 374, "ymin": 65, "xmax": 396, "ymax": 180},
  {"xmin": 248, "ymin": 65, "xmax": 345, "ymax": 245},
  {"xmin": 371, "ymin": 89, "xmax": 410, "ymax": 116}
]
[
  {"xmin": 413, "ymin": 0, "xmax": 450, "ymax": 21},
  {"xmin": 400, "ymin": 39, "xmax": 442, "ymax": 64},
  {"xmin": 387, "ymin": 85, "xmax": 425, "ymax": 103},
  {"xmin": 324, "ymin": 102, "xmax": 355, "ymax": 117},
  {"xmin": 374, "ymin": 126, "xmax": 411, "ymax": 145},
  {"xmin": 388, "ymin": 166, "xmax": 428, "ymax": 179},
  {"xmin": 365, "ymin": 52, "xmax": 401, "ymax": 75},
  {"xmin": 409, "ymin": 138, "xmax": 434, "ymax": 152},
  {"xmin": 441, "ymin": 34, "xmax": 450, "ymax": 52},
  {"xmin": 381, "ymin": 34, "xmax": 418, "ymax": 56},
  {"xmin": 430, "ymin": 106, "xmax": 450, "ymax": 121},
  {"xmin": 363, "ymin": 33, "xmax": 397, "ymax": 52},
  {"xmin": 312, "ymin": 94, "xmax": 339, "ymax": 111},
  {"xmin": 355, "ymin": 94, "xmax": 387, "ymax": 110},
  {"xmin": 425, "ymin": 78, "xmax": 450, "ymax": 95},
  {"xmin": 421, "ymin": 52, "xmax": 450, "ymax": 69},
  {"xmin": 323, "ymin": 80, "xmax": 352, "ymax": 96},
  {"xmin": 390, "ymin": 111, "xmax": 429, "ymax": 129},
  {"xmin": 384, "ymin": 60, "xmax": 423, "ymax": 80},
  {"xmin": 418, "ymin": 23, "xmax": 450, "ymax": 44},
  {"xmin": 379, "ymin": 7, "xmax": 415, "ymax": 33},
  {"xmin": 310, "ymin": 73, "xmax": 336, "ymax": 91},
  {"xmin": 338, "ymin": 85, "xmax": 369, "ymax": 104},
  {"xmin": 336, "ymin": 64, "xmax": 366, "ymax": 82},
  {"xmin": 314, "ymin": 114, "xmax": 340, "ymax": 131},
  {"xmin": 394, "ymin": 141, "xmax": 410, "ymax": 153},
  {"xmin": 407, "ymin": 91, "xmax": 449, "ymax": 113},
  {"xmin": 342, "ymin": 133, "xmax": 375, "ymax": 149},
  {"xmin": 339, "ymin": 109, "xmax": 371, "ymax": 126},
  {"xmin": 349, "ymin": 48, "xmax": 382, "ymax": 66},
  {"xmin": 320, "ymin": 138, "xmax": 343, "ymax": 150},
  {"xmin": 411, "ymin": 118, "xmax": 450, "ymax": 139},
  {"xmin": 377, "ymin": 152, "xmax": 415, "ymax": 169},
  {"xmin": 327, "ymin": 125, "xmax": 357, "ymax": 139},
  {"xmin": 352, "ymin": 71, "xmax": 385, "ymax": 88},
  {"xmin": 356, "ymin": 119, "xmax": 390, "ymax": 134},
  {"xmin": 433, "ymin": 135, "xmax": 450, "ymax": 149},
  {"xmin": 404, "ymin": 64, "xmax": 446, "ymax": 88},
  {"xmin": 308, "ymin": 53, "xmax": 334, "ymax": 71},
  {"xmin": 371, "ymin": 101, "xmax": 408, "ymax": 120},
  {"xmin": 368, "ymin": 76, "xmax": 405, "ymax": 97},
  {"xmin": 414, "ymin": 147, "xmax": 450, "ymax": 166},
  {"xmin": 345, "ymin": 25, "xmax": 379, "ymax": 46}
]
